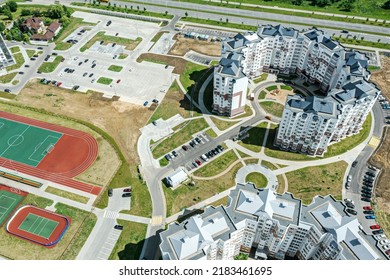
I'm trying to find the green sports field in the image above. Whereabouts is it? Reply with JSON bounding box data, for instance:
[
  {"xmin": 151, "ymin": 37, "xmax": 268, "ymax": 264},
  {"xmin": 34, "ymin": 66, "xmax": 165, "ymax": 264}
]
[
  {"xmin": 0, "ymin": 118, "xmax": 62, "ymax": 167},
  {"xmin": 0, "ymin": 190, "xmax": 24, "ymax": 225},
  {"xmin": 18, "ymin": 213, "xmax": 59, "ymax": 239}
]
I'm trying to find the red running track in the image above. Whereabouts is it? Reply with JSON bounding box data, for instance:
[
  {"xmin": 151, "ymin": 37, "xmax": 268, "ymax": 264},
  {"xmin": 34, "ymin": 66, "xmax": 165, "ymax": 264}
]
[{"xmin": 0, "ymin": 111, "xmax": 101, "ymax": 195}]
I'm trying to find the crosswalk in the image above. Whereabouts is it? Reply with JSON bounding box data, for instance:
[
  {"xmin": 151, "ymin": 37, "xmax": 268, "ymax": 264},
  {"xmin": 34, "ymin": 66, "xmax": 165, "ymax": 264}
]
[
  {"xmin": 368, "ymin": 136, "xmax": 380, "ymax": 148},
  {"xmin": 151, "ymin": 215, "xmax": 163, "ymax": 225},
  {"xmin": 103, "ymin": 210, "xmax": 119, "ymax": 219}
]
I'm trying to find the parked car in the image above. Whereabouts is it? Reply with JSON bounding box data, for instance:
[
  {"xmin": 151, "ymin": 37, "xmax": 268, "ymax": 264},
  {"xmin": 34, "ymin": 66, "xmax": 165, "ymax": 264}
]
[
  {"xmin": 192, "ymin": 161, "xmax": 198, "ymax": 168},
  {"xmin": 114, "ymin": 225, "xmax": 123, "ymax": 230},
  {"xmin": 361, "ymin": 197, "xmax": 371, "ymax": 202},
  {"xmin": 108, "ymin": 189, "xmax": 113, "ymax": 197},
  {"xmin": 172, "ymin": 150, "xmax": 178, "ymax": 157},
  {"xmin": 182, "ymin": 145, "xmax": 188, "ymax": 151},
  {"xmin": 165, "ymin": 154, "xmax": 172, "ymax": 161},
  {"xmin": 123, "ymin": 188, "xmax": 131, "ymax": 193},
  {"xmin": 83, "ymin": 72, "xmax": 88, "ymax": 77},
  {"xmin": 363, "ymin": 210, "xmax": 374, "ymax": 215},
  {"xmin": 116, "ymin": 79, "xmax": 121, "ymax": 83},
  {"xmin": 89, "ymin": 73, "xmax": 93, "ymax": 77},
  {"xmin": 346, "ymin": 208, "xmax": 357, "ymax": 215},
  {"xmin": 361, "ymin": 193, "xmax": 372, "ymax": 198},
  {"xmin": 345, "ymin": 202, "xmax": 355, "ymax": 209},
  {"xmin": 143, "ymin": 101, "xmax": 148, "ymax": 106},
  {"xmin": 363, "ymin": 206, "xmax": 373, "ymax": 210},
  {"xmin": 92, "ymin": 64, "xmax": 96, "ymax": 68},
  {"xmin": 370, "ymin": 224, "xmax": 381, "ymax": 230},
  {"xmin": 352, "ymin": 161, "xmax": 358, "ymax": 167},
  {"xmin": 4, "ymin": 89, "xmax": 10, "ymax": 93},
  {"xmin": 374, "ymin": 234, "xmax": 386, "ymax": 241},
  {"xmin": 372, "ymin": 229, "xmax": 384, "ymax": 235},
  {"xmin": 122, "ymin": 192, "xmax": 131, "ymax": 198},
  {"xmin": 347, "ymin": 175, "xmax": 352, "ymax": 182},
  {"xmin": 84, "ymin": 59, "xmax": 89, "ymax": 63},
  {"xmin": 344, "ymin": 198, "xmax": 354, "ymax": 204},
  {"xmin": 195, "ymin": 159, "xmax": 202, "ymax": 166},
  {"xmin": 195, "ymin": 137, "xmax": 201, "ymax": 144},
  {"xmin": 365, "ymin": 215, "xmax": 376, "ymax": 219},
  {"xmin": 152, "ymin": 99, "xmax": 159, "ymax": 103},
  {"xmin": 72, "ymin": 85, "xmax": 80, "ymax": 90},
  {"xmin": 189, "ymin": 141, "xmax": 195, "ymax": 148},
  {"xmin": 379, "ymin": 239, "xmax": 390, "ymax": 245},
  {"xmin": 361, "ymin": 189, "xmax": 372, "ymax": 195},
  {"xmin": 106, "ymin": 20, "xmax": 112, "ymax": 26},
  {"xmin": 152, "ymin": 121, "xmax": 157, "ymax": 126}
]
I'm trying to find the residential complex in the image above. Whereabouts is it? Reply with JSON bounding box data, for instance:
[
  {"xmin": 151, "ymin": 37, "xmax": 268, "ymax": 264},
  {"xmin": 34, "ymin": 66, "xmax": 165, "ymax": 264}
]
[
  {"xmin": 160, "ymin": 183, "xmax": 381, "ymax": 260},
  {"xmin": 0, "ymin": 34, "xmax": 15, "ymax": 69}
]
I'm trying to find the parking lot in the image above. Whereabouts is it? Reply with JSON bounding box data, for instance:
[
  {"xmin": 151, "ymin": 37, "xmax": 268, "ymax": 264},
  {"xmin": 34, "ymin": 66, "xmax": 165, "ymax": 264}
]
[
  {"xmin": 185, "ymin": 51, "xmax": 213, "ymax": 65},
  {"xmin": 182, "ymin": 26, "xmax": 236, "ymax": 39}
]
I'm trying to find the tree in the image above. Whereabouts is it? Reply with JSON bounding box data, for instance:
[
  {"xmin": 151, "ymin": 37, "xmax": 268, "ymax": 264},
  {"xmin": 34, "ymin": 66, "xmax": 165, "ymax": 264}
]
[
  {"xmin": 6, "ymin": 32, "xmax": 12, "ymax": 41},
  {"xmin": 22, "ymin": 33, "xmax": 30, "ymax": 43},
  {"xmin": 292, "ymin": 0, "xmax": 303, "ymax": 5},
  {"xmin": 165, "ymin": 11, "xmax": 168, "ymax": 16},
  {"xmin": 143, "ymin": 7, "xmax": 146, "ymax": 12},
  {"xmin": 0, "ymin": 22, "xmax": 5, "ymax": 33},
  {"xmin": 60, "ymin": 16, "xmax": 71, "ymax": 27},
  {"xmin": 137, "ymin": 5, "xmax": 139, "ymax": 10},
  {"xmin": 383, "ymin": 0, "xmax": 390, "ymax": 9},
  {"xmin": 7, "ymin": 1, "xmax": 18, "ymax": 13},
  {"xmin": 46, "ymin": 5, "xmax": 64, "ymax": 19},
  {"xmin": 21, "ymin": 9, "xmax": 31, "ymax": 16},
  {"xmin": 4, "ymin": 9, "xmax": 13, "ymax": 20},
  {"xmin": 226, "ymin": 18, "xmax": 229, "ymax": 23},
  {"xmin": 378, "ymin": 38, "xmax": 381, "ymax": 43},
  {"xmin": 339, "ymin": 0, "xmax": 354, "ymax": 11}
]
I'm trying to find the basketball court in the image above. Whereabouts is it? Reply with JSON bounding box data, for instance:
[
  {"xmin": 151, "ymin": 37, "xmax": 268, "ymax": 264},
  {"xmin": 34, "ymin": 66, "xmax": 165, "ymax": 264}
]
[{"xmin": 0, "ymin": 117, "xmax": 62, "ymax": 167}]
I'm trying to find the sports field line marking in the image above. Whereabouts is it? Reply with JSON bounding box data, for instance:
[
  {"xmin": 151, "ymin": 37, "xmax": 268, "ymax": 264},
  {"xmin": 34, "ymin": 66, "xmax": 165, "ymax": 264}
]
[
  {"xmin": 0, "ymin": 126, "xmax": 31, "ymax": 158},
  {"xmin": 0, "ymin": 195, "xmax": 17, "ymax": 217},
  {"xmin": 32, "ymin": 217, "xmax": 46, "ymax": 234},
  {"xmin": 37, "ymin": 219, "xmax": 50, "ymax": 236},
  {"xmin": 0, "ymin": 122, "xmax": 4, "ymax": 129},
  {"xmin": 28, "ymin": 135, "xmax": 61, "ymax": 164},
  {"xmin": 23, "ymin": 214, "xmax": 41, "ymax": 233}
]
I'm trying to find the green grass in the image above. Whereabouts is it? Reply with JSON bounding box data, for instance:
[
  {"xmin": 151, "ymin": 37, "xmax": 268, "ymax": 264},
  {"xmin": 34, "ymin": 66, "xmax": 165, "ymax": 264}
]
[
  {"xmin": 205, "ymin": 196, "xmax": 229, "ymax": 208},
  {"xmin": 152, "ymin": 118, "xmax": 208, "ymax": 158},
  {"xmin": 80, "ymin": 31, "xmax": 142, "ymax": 52},
  {"xmin": 159, "ymin": 157, "xmax": 169, "ymax": 167},
  {"xmin": 260, "ymin": 101, "xmax": 284, "ymax": 118},
  {"xmin": 285, "ymin": 161, "xmax": 347, "ymax": 204},
  {"xmin": 118, "ymin": 53, "xmax": 128, "ymax": 59},
  {"xmin": 261, "ymin": 161, "xmax": 279, "ymax": 171},
  {"xmin": 245, "ymin": 172, "xmax": 268, "ymax": 188},
  {"xmin": 6, "ymin": 53, "xmax": 25, "ymax": 71},
  {"xmin": 97, "ymin": 77, "xmax": 113, "ymax": 85},
  {"xmin": 375, "ymin": 211, "xmax": 390, "ymax": 241},
  {"xmin": 193, "ymin": 150, "xmax": 238, "ymax": 177},
  {"xmin": 239, "ymin": 122, "xmax": 268, "ymax": 153},
  {"xmin": 253, "ymin": 73, "xmax": 268, "ymax": 84},
  {"xmin": 45, "ymin": 186, "xmax": 89, "ymax": 204},
  {"xmin": 210, "ymin": 117, "xmax": 239, "ymax": 131},
  {"xmin": 0, "ymin": 72, "xmax": 17, "ymax": 84},
  {"xmin": 181, "ymin": 17, "xmax": 257, "ymax": 31},
  {"xmin": 236, "ymin": 149, "xmax": 251, "ymax": 159},
  {"xmin": 9, "ymin": 46, "xmax": 20, "ymax": 54},
  {"xmin": 266, "ymin": 85, "xmax": 278, "ymax": 92},
  {"xmin": 108, "ymin": 65, "xmax": 123, "ymax": 72},
  {"xmin": 232, "ymin": 105, "xmax": 253, "ymax": 119},
  {"xmin": 259, "ymin": 90, "xmax": 267, "ymax": 99},
  {"xmin": 26, "ymin": 50, "xmax": 36, "ymax": 58},
  {"xmin": 109, "ymin": 220, "xmax": 147, "ymax": 260},
  {"xmin": 54, "ymin": 42, "xmax": 73, "ymax": 51},
  {"xmin": 19, "ymin": 193, "xmax": 53, "ymax": 208},
  {"xmin": 179, "ymin": 62, "xmax": 208, "ymax": 93},
  {"xmin": 333, "ymin": 37, "xmax": 390, "ymax": 50},
  {"xmin": 12, "ymin": 80, "xmax": 19, "ymax": 85},
  {"xmin": 205, "ymin": 128, "xmax": 217, "ymax": 138},
  {"xmin": 0, "ymin": 91, "xmax": 16, "ymax": 99},
  {"xmin": 164, "ymin": 163, "xmax": 242, "ymax": 217},
  {"xmin": 368, "ymin": 65, "xmax": 381, "ymax": 72},
  {"xmin": 151, "ymin": 31, "xmax": 169, "ymax": 43},
  {"xmin": 37, "ymin": 56, "xmax": 63, "ymax": 73},
  {"xmin": 280, "ymin": 85, "xmax": 293, "ymax": 91},
  {"xmin": 244, "ymin": 158, "xmax": 259, "ymax": 165}
]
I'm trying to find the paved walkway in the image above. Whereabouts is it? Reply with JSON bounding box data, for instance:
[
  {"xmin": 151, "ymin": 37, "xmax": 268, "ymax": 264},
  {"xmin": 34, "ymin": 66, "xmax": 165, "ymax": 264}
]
[{"xmin": 235, "ymin": 164, "xmax": 278, "ymax": 191}]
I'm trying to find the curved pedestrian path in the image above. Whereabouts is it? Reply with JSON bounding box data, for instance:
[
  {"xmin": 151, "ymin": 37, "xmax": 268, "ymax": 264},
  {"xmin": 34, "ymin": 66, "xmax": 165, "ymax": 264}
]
[{"xmin": 235, "ymin": 163, "xmax": 278, "ymax": 191}]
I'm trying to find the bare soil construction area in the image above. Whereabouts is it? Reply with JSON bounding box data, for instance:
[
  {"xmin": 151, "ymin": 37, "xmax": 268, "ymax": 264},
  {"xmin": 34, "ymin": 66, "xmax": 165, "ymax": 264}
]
[
  {"xmin": 369, "ymin": 56, "xmax": 390, "ymax": 228},
  {"xmin": 168, "ymin": 35, "xmax": 221, "ymax": 57},
  {"xmin": 2, "ymin": 80, "xmax": 152, "ymax": 185}
]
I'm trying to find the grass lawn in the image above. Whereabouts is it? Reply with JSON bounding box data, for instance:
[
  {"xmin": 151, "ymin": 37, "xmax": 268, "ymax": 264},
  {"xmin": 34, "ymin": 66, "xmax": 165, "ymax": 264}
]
[
  {"xmin": 368, "ymin": 66, "xmax": 381, "ymax": 72},
  {"xmin": 253, "ymin": 73, "xmax": 268, "ymax": 84},
  {"xmin": 54, "ymin": 17, "xmax": 96, "ymax": 51},
  {"xmin": 12, "ymin": 80, "xmax": 19, "ymax": 85},
  {"xmin": 0, "ymin": 72, "xmax": 17, "ymax": 84},
  {"xmin": 261, "ymin": 160, "xmax": 278, "ymax": 171},
  {"xmin": 193, "ymin": 150, "xmax": 238, "ymax": 177},
  {"xmin": 152, "ymin": 118, "xmax": 208, "ymax": 158},
  {"xmin": 280, "ymin": 85, "xmax": 293, "ymax": 90},
  {"xmin": 179, "ymin": 62, "xmax": 209, "ymax": 94},
  {"xmin": 118, "ymin": 53, "xmax": 128, "ymax": 59},
  {"xmin": 151, "ymin": 31, "xmax": 169, "ymax": 43},
  {"xmin": 19, "ymin": 193, "xmax": 53, "ymax": 208},
  {"xmin": 159, "ymin": 157, "xmax": 169, "ymax": 167},
  {"xmin": 10, "ymin": 46, "xmax": 20, "ymax": 54},
  {"xmin": 205, "ymin": 196, "xmax": 229, "ymax": 208},
  {"xmin": 260, "ymin": 101, "xmax": 284, "ymax": 118},
  {"xmin": 97, "ymin": 77, "xmax": 113, "ymax": 85},
  {"xmin": 164, "ymin": 163, "xmax": 242, "ymax": 217},
  {"xmin": 239, "ymin": 122, "xmax": 268, "ymax": 153},
  {"xmin": 0, "ymin": 91, "xmax": 16, "ymax": 100},
  {"xmin": 45, "ymin": 186, "xmax": 89, "ymax": 204},
  {"xmin": 108, "ymin": 65, "xmax": 123, "ymax": 72},
  {"xmin": 109, "ymin": 220, "xmax": 147, "ymax": 260},
  {"xmin": 210, "ymin": 117, "xmax": 239, "ymax": 131},
  {"xmin": 277, "ymin": 175, "xmax": 285, "ymax": 193},
  {"xmin": 333, "ymin": 37, "xmax": 390, "ymax": 50},
  {"xmin": 375, "ymin": 211, "xmax": 390, "ymax": 241},
  {"xmin": 259, "ymin": 90, "xmax": 267, "ymax": 99},
  {"xmin": 80, "ymin": 31, "xmax": 142, "ymax": 52},
  {"xmin": 205, "ymin": 128, "xmax": 217, "ymax": 138},
  {"xmin": 6, "ymin": 53, "xmax": 25, "ymax": 71},
  {"xmin": 244, "ymin": 158, "xmax": 259, "ymax": 165},
  {"xmin": 266, "ymin": 85, "xmax": 278, "ymax": 92},
  {"xmin": 182, "ymin": 17, "xmax": 257, "ymax": 32},
  {"xmin": 237, "ymin": 149, "xmax": 251, "ymax": 159},
  {"xmin": 232, "ymin": 105, "xmax": 253, "ymax": 119},
  {"xmin": 285, "ymin": 161, "xmax": 347, "ymax": 204},
  {"xmin": 26, "ymin": 49, "xmax": 36, "ymax": 58},
  {"xmin": 245, "ymin": 172, "xmax": 268, "ymax": 188},
  {"xmin": 148, "ymin": 81, "xmax": 201, "ymax": 123},
  {"xmin": 37, "ymin": 56, "xmax": 64, "ymax": 73}
]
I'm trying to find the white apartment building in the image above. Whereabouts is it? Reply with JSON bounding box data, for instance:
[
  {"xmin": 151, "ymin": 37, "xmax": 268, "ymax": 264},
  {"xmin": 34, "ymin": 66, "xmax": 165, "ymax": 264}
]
[
  {"xmin": 160, "ymin": 183, "xmax": 381, "ymax": 260},
  {"xmin": 213, "ymin": 24, "xmax": 372, "ymax": 116},
  {"xmin": 0, "ymin": 34, "xmax": 15, "ymax": 69}
]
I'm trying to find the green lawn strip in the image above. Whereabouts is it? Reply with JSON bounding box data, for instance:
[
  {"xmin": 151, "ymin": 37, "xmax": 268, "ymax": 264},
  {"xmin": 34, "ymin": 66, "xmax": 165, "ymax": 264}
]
[
  {"xmin": 0, "ymin": 72, "xmax": 17, "ymax": 84},
  {"xmin": 261, "ymin": 160, "xmax": 278, "ymax": 171},
  {"xmin": 179, "ymin": 62, "xmax": 209, "ymax": 94},
  {"xmin": 55, "ymin": 203, "xmax": 97, "ymax": 260},
  {"xmin": 205, "ymin": 128, "xmax": 217, "ymax": 138},
  {"xmin": 148, "ymin": 80, "xmax": 201, "ymax": 123},
  {"xmin": 210, "ymin": 116, "xmax": 239, "ymax": 131},
  {"xmin": 45, "ymin": 186, "xmax": 89, "ymax": 204},
  {"xmin": 118, "ymin": 53, "xmax": 128, "ymax": 59},
  {"xmin": 280, "ymin": 85, "xmax": 293, "ymax": 90},
  {"xmin": 285, "ymin": 161, "xmax": 347, "ymax": 204},
  {"xmin": 259, "ymin": 90, "xmax": 267, "ymax": 99},
  {"xmin": 151, "ymin": 31, "xmax": 169, "ymax": 43},
  {"xmin": 193, "ymin": 150, "xmax": 238, "ymax": 177},
  {"xmin": 108, "ymin": 65, "xmax": 123, "ymax": 72},
  {"xmin": 333, "ymin": 37, "xmax": 390, "ymax": 50},
  {"xmin": 10, "ymin": 46, "xmax": 20, "ymax": 54},
  {"xmin": 109, "ymin": 220, "xmax": 147, "ymax": 260},
  {"xmin": 276, "ymin": 174, "xmax": 286, "ymax": 193},
  {"xmin": 236, "ymin": 149, "xmax": 251, "ymax": 158},
  {"xmin": 12, "ymin": 80, "xmax": 19, "ymax": 85},
  {"xmin": 54, "ymin": 42, "xmax": 73, "ymax": 51},
  {"xmin": 6, "ymin": 53, "xmax": 25, "ymax": 71},
  {"xmin": 37, "ymin": 56, "xmax": 64, "ymax": 73},
  {"xmin": 19, "ymin": 193, "xmax": 53, "ymax": 208},
  {"xmin": 368, "ymin": 65, "xmax": 381, "ymax": 72},
  {"xmin": 375, "ymin": 210, "xmax": 390, "ymax": 241},
  {"xmin": 97, "ymin": 77, "xmax": 113, "ymax": 85},
  {"xmin": 159, "ymin": 157, "xmax": 169, "ymax": 167},
  {"xmin": 204, "ymin": 196, "xmax": 229, "ymax": 209},
  {"xmin": 182, "ymin": 17, "xmax": 257, "ymax": 31},
  {"xmin": 164, "ymin": 162, "xmax": 242, "ymax": 217},
  {"xmin": 260, "ymin": 101, "xmax": 284, "ymax": 118},
  {"xmin": 231, "ymin": 105, "xmax": 253, "ymax": 119},
  {"xmin": 238, "ymin": 121, "xmax": 268, "ymax": 153},
  {"xmin": 80, "ymin": 31, "xmax": 142, "ymax": 52},
  {"xmin": 253, "ymin": 73, "xmax": 268, "ymax": 84},
  {"xmin": 244, "ymin": 158, "xmax": 259, "ymax": 165},
  {"xmin": 26, "ymin": 50, "xmax": 36, "ymax": 58},
  {"xmin": 54, "ymin": 17, "xmax": 96, "ymax": 50},
  {"xmin": 152, "ymin": 118, "xmax": 209, "ymax": 158},
  {"xmin": 266, "ymin": 85, "xmax": 277, "ymax": 91},
  {"xmin": 245, "ymin": 172, "xmax": 268, "ymax": 188}
]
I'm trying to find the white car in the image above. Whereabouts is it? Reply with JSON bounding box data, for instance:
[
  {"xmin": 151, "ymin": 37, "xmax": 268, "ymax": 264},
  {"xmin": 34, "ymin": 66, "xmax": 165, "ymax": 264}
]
[
  {"xmin": 379, "ymin": 239, "xmax": 390, "ymax": 245},
  {"xmin": 344, "ymin": 198, "xmax": 353, "ymax": 204},
  {"xmin": 373, "ymin": 234, "xmax": 386, "ymax": 241},
  {"xmin": 347, "ymin": 175, "xmax": 352, "ymax": 182},
  {"xmin": 383, "ymin": 244, "xmax": 390, "ymax": 250}
]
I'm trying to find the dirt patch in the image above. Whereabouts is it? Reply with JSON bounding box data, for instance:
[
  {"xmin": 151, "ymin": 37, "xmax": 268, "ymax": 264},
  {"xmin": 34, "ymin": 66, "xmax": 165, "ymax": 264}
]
[
  {"xmin": 6, "ymin": 80, "xmax": 152, "ymax": 184},
  {"xmin": 168, "ymin": 34, "xmax": 221, "ymax": 57},
  {"xmin": 137, "ymin": 53, "xmax": 187, "ymax": 74},
  {"xmin": 370, "ymin": 56, "xmax": 390, "ymax": 229},
  {"xmin": 265, "ymin": 89, "xmax": 294, "ymax": 105}
]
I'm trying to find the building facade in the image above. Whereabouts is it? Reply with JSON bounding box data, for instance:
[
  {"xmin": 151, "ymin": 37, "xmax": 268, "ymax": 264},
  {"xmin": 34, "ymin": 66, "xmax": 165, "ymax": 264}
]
[
  {"xmin": 160, "ymin": 183, "xmax": 381, "ymax": 260},
  {"xmin": 0, "ymin": 34, "xmax": 15, "ymax": 69}
]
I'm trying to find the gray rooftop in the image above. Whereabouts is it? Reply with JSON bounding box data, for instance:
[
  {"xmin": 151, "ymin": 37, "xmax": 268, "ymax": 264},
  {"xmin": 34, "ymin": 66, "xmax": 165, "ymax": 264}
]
[
  {"xmin": 332, "ymin": 79, "xmax": 379, "ymax": 104},
  {"xmin": 259, "ymin": 24, "xmax": 297, "ymax": 38},
  {"xmin": 216, "ymin": 57, "xmax": 244, "ymax": 77},
  {"xmin": 286, "ymin": 95, "xmax": 337, "ymax": 117}
]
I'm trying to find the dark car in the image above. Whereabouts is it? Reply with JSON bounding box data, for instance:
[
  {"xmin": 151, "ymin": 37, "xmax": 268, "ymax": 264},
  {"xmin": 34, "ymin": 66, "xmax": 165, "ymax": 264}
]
[
  {"xmin": 363, "ymin": 210, "xmax": 375, "ymax": 215},
  {"xmin": 361, "ymin": 193, "xmax": 372, "ymax": 198},
  {"xmin": 83, "ymin": 72, "xmax": 88, "ymax": 77},
  {"xmin": 91, "ymin": 64, "xmax": 96, "ymax": 68},
  {"xmin": 18, "ymin": 71, "xmax": 24, "ymax": 74},
  {"xmin": 189, "ymin": 141, "xmax": 195, "ymax": 148},
  {"xmin": 100, "ymin": 40, "xmax": 104, "ymax": 45},
  {"xmin": 362, "ymin": 186, "xmax": 373, "ymax": 192},
  {"xmin": 182, "ymin": 145, "xmax": 188, "ymax": 151},
  {"xmin": 52, "ymin": 52, "xmax": 58, "ymax": 56},
  {"xmin": 346, "ymin": 202, "xmax": 355, "ymax": 209},
  {"xmin": 346, "ymin": 208, "xmax": 357, "ymax": 215},
  {"xmin": 352, "ymin": 161, "xmax": 358, "ymax": 167},
  {"xmin": 152, "ymin": 99, "xmax": 159, "ymax": 103},
  {"xmin": 72, "ymin": 85, "xmax": 80, "ymax": 90},
  {"xmin": 152, "ymin": 121, "xmax": 157, "ymax": 126},
  {"xmin": 122, "ymin": 192, "xmax": 131, "ymax": 198},
  {"xmin": 361, "ymin": 189, "xmax": 372, "ymax": 195},
  {"xmin": 361, "ymin": 197, "xmax": 371, "ymax": 202},
  {"xmin": 78, "ymin": 62, "xmax": 83, "ymax": 66},
  {"xmin": 123, "ymin": 188, "xmax": 131, "ymax": 192},
  {"xmin": 114, "ymin": 225, "xmax": 123, "ymax": 230},
  {"xmin": 195, "ymin": 137, "xmax": 201, "ymax": 144},
  {"xmin": 192, "ymin": 161, "xmax": 198, "ymax": 168},
  {"xmin": 372, "ymin": 229, "xmax": 384, "ymax": 235},
  {"xmin": 24, "ymin": 64, "xmax": 30, "ymax": 67},
  {"xmin": 172, "ymin": 150, "xmax": 178, "ymax": 157},
  {"xmin": 37, "ymin": 46, "xmax": 43, "ymax": 50},
  {"xmin": 4, "ymin": 89, "xmax": 10, "ymax": 93},
  {"xmin": 143, "ymin": 101, "xmax": 148, "ymax": 106},
  {"xmin": 366, "ymin": 171, "xmax": 376, "ymax": 177},
  {"xmin": 108, "ymin": 189, "xmax": 113, "ymax": 197},
  {"xmin": 112, "ymin": 43, "xmax": 116, "ymax": 47},
  {"xmin": 30, "ymin": 57, "xmax": 36, "ymax": 61},
  {"xmin": 165, "ymin": 65, "xmax": 169, "ymax": 69},
  {"xmin": 106, "ymin": 20, "xmax": 112, "ymax": 26},
  {"xmin": 89, "ymin": 73, "xmax": 93, "ymax": 77},
  {"xmin": 84, "ymin": 59, "xmax": 89, "ymax": 63},
  {"xmin": 165, "ymin": 154, "xmax": 172, "ymax": 161}
]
